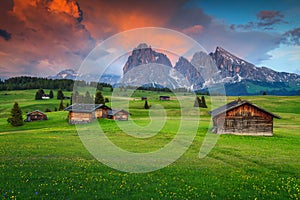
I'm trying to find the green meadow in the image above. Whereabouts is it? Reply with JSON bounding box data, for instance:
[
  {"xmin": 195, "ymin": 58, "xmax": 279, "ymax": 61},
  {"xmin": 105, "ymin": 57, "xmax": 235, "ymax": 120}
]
[{"xmin": 0, "ymin": 89, "xmax": 299, "ymax": 199}]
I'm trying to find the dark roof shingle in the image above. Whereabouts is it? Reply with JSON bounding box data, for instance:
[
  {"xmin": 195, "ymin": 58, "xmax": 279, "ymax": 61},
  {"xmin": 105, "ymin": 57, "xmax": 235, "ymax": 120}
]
[
  {"xmin": 209, "ymin": 100, "xmax": 280, "ymax": 119},
  {"xmin": 64, "ymin": 104, "xmax": 104, "ymax": 112}
]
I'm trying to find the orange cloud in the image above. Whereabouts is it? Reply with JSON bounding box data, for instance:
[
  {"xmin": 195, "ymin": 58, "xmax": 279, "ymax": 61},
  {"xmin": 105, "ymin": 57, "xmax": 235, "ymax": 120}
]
[
  {"xmin": 182, "ymin": 25, "xmax": 204, "ymax": 35},
  {"xmin": 78, "ymin": 0, "xmax": 185, "ymax": 39}
]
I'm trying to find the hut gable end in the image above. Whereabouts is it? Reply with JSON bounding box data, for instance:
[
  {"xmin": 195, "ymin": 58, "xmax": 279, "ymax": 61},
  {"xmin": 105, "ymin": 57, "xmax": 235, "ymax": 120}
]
[
  {"xmin": 210, "ymin": 99, "xmax": 280, "ymax": 136},
  {"xmin": 25, "ymin": 110, "xmax": 48, "ymax": 122}
]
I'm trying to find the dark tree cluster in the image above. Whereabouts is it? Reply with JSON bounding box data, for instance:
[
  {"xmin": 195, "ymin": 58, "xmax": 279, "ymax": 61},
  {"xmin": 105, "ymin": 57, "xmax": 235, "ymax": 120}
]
[
  {"xmin": 35, "ymin": 89, "xmax": 45, "ymax": 100},
  {"xmin": 70, "ymin": 90, "xmax": 106, "ymax": 104},
  {"xmin": 57, "ymin": 89, "xmax": 64, "ymax": 100},
  {"xmin": 194, "ymin": 96, "xmax": 207, "ymax": 108},
  {"xmin": 95, "ymin": 91, "xmax": 105, "ymax": 104},
  {"xmin": 0, "ymin": 76, "xmax": 113, "ymax": 91},
  {"xmin": 35, "ymin": 89, "xmax": 54, "ymax": 100},
  {"xmin": 136, "ymin": 86, "xmax": 172, "ymax": 92},
  {"xmin": 0, "ymin": 76, "xmax": 74, "ymax": 91}
]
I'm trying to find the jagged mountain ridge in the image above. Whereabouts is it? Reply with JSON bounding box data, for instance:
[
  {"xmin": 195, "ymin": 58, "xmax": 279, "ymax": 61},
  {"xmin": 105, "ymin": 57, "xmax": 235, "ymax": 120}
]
[
  {"xmin": 123, "ymin": 43, "xmax": 173, "ymax": 74},
  {"xmin": 123, "ymin": 44, "xmax": 300, "ymax": 87},
  {"xmin": 209, "ymin": 46, "xmax": 300, "ymax": 83}
]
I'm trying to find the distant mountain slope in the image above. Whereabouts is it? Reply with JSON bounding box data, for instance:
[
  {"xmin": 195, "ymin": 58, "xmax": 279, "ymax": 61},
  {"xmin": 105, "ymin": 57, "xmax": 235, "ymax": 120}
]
[
  {"xmin": 209, "ymin": 46, "xmax": 300, "ymax": 83},
  {"xmin": 49, "ymin": 69, "xmax": 78, "ymax": 80},
  {"xmin": 49, "ymin": 69, "xmax": 120, "ymax": 85}
]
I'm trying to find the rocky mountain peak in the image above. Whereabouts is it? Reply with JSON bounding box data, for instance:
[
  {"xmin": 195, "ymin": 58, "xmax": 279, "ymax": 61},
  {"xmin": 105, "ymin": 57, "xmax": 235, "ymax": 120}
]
[{"xmin": 123, "ymin": 43, "xmax": 172, "ymax": 74}]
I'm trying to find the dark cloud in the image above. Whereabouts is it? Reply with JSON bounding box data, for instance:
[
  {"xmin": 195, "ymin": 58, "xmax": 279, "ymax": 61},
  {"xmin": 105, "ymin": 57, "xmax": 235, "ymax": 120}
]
[
  {"xmin": 232, "ymin": 10, "xmax": 287, "ymax": 30},
  {"xmin": 76, "ymin": 1, "xmax": 83, "ymax": 23},
  {"xmin": 0, "ymin": 0, "xmax": 13, "ymax": 13},
  {"xmin": 0, "ymin": 29, "xmax": 11, "ymax": 41},
  {"xmin": 167, "ymin": 7, "xmax": 212, "ymax": 30},
  {"xmin": 256, "ymin": 10, "xmax": 286, "ymax": 28},
  {"xmin": 282, "ymin": 27, "xmax": 300, "ymax": 45}
]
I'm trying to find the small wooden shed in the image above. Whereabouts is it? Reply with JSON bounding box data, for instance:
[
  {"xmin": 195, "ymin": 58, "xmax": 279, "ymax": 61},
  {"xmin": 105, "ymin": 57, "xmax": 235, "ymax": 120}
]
[
  {"xmin": 95, "ymin": 105, "xmax": 111, "ymax": 118},
  {"xmin": 25, "ymin": 110, "xmax": 48, "ymax": 122},
  {"xmin": 159, "ymin": 96, "xmax": 170, "ymax": 101},
  {"xmin": 64, "ymin": 104, "xmax": 110, "ymax": 124},
  {"xmin": 209, "ymin": 98, "xmax": 280, "ymax": 136},
  {"xmin": 107, "ymin": 109, "xmax": 129, "ymax": 121}
]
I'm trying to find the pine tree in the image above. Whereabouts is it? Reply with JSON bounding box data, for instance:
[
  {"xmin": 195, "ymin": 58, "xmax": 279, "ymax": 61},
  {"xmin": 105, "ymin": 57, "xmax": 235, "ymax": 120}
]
[
  {"xmin": 144, "ymin": 100, "xmax": 149, "ymax": 109},
  {"xmin": 85, "ymin": 91, "xmax": 93, "ymax": 103},
  {"xmin": 57, "ymin": 89, "xmax": 64, "ymax": 100},
  {"xmin": 49, "ymin": 90, "xmax": 54, "ymax": 99},
  {"xmin": 194, "ymin": 96, "xmax": 202, "ymax": 107},
  {"xmin": 95, "ymin": 90, "xmax": 105, "ymax": 104},
  {"xmin": 35, "ymin": 89, "xmax": 44, "ymax": 100},
  {"xmin": 59, "ymin": 100, "xmax": 64, "ymax": 111},
  {"xmin": 7, "ymin": 102, "xmax": 24, "ymax": 126},
  {"xmin": 201, "ymin": 96, "xmax": 207, "ymax": 108}
]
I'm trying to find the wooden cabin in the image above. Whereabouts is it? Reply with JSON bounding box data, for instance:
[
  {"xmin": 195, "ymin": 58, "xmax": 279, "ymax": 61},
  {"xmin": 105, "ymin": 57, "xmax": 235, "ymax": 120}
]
[
  {"xmin": 64, "ymin": 104, "xmax": 110, "ymax": 124},
  {"xmin": 141, "ymin": 96, "xmax": 147, "ymax": 100},
  {"xmin": 159, "ymin": 96, "xmax": 170, "ymax": 101},
  {"xmin": 95, "ymin": 105, "xmax": 111, "ymax": 118},
  {"xmin": 209, "ymin": 98, "xmax": 280, "ymax": 136},
  {"xmin": 107, "ymin": 109, "xmax": 129, "ymax": 121},
  {"xmin": 25, "ymin": 110, "xmax": 48, "ymax": 122}
]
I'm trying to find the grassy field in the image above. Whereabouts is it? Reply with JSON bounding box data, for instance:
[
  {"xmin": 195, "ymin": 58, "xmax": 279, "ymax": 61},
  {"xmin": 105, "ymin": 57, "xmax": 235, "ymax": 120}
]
[{"xmin": 0, "ymin": 89, "xmax": 299, "ymax": 199}]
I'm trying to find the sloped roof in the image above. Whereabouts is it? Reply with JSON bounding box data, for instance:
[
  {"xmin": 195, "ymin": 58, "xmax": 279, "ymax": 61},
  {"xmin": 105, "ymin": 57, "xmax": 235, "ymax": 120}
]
[
  {"xmin": 26, "ymin": 110, "xmax": 47, "ymax": 116},
  {"xmin": 108, "ymin": 109, "xmax": 129, "ymax": 116},
  {"xmin": 209, "ymin": 100, "xmax": 281, "ymax": 119},
  {"xmin": 64, "ymin": 103, "xmax": 106, "ymax": 113}
]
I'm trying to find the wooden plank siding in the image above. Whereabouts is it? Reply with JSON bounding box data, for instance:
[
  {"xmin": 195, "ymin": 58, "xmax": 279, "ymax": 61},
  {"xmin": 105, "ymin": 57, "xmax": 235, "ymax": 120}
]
[
  {"xmin": 69, "ymin": 111, "xmax": 94, "ymax": 124},
  {"xmin": 211, "ymin": 100, "xmax": 279, "ymax": 136}
]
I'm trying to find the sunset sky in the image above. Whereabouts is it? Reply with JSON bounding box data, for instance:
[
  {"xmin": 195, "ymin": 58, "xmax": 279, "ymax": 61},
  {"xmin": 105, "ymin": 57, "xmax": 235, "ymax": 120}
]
[{"xmin": 1, "ymin": 0, "xmax": 300, "ymax": 78}]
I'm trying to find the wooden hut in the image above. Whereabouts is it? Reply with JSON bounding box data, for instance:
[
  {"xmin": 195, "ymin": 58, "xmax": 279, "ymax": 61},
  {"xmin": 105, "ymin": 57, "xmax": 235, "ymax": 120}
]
[
  {"xmin": 141, "ymin": 96, "xmax": 147, "ymax": 100},
  {"xmin": 159, "ymin": 96, "xmax": 170, "ymax": 101},
  {"xmin": 209, "ymin": 98, "xmax": 280, "ymax": 136},
  {"xmin": 107, "ymin": 109, "xmax": 129, "ymax": 121},
  {"xmin": 95, "ymin": 105, "xmax": 111, "ymax": 118},
  {"xmin": 25, "ymin": 110, "xmax": 48, "ymax": 122},
  {"xmin": 64, "ymin": 104, "xmax": 110, "ymax": 124}
]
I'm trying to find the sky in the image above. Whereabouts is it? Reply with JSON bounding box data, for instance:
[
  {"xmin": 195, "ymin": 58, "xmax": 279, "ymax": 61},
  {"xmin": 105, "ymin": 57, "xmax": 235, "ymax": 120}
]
[{"xmin": 0, "ymin": 0, "xmax": 300, "ymax": 78}]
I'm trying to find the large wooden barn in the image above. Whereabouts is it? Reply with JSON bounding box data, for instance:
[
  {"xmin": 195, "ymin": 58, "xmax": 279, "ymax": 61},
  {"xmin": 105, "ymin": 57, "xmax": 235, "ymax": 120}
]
[
  {"xmin": 25, "ymin": 110, "xmax": 48, "ymax": 122},
  {"xmin": 64, "ymin": 104, "xmax": 111, "ymax": 124},
  {"xmin": 210, "ymin": 98, "xmax": 280, "ymax": 136}
]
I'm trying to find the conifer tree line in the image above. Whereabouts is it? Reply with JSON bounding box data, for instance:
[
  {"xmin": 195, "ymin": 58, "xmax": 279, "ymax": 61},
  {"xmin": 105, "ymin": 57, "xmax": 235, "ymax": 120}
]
[
  {"xmin": 71, "ymin": 90, "xmax": 107, "ymax": 104},
  {"xmin": 0, "ymin": 76, "xmax": 112, "ymax": 91}
]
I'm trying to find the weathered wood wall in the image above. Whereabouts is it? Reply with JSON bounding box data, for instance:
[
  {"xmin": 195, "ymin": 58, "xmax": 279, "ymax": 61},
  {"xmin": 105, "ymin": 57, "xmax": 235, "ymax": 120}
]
[
  {"xmin": 110, "ymin": 111, "xmax": 128, "ymax": 121},
  {"xmin": 213, "ymin": 104, "xmax": 274, "ymax": 135},
  {"xmin": 95, "ymin": 109, "xmax": 102, "ymax": 118},
  {"xmin": 69, "ymin": 112, "xmax": 94, "ymax": 124}
]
